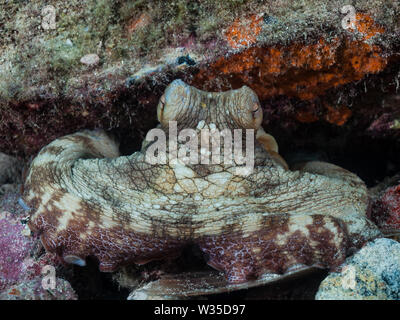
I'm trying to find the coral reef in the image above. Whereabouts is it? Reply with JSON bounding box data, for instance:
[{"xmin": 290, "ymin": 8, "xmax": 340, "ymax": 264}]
[
  {"xmin": 316, "ymin": 238, "xmax": 400, "ymax": 300},
  {"xmin": 0, "ymin": 0, "xmax": 399, "ymax": 300}
]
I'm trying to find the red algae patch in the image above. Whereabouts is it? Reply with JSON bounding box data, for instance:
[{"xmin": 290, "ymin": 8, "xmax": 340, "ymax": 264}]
[{"xmin": 324, "ymin": 105, "xmax": 353, "ymax": 126}]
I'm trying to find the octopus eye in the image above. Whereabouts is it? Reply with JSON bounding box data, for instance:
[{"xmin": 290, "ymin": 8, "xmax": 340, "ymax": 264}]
[
  {"xmin": 252, "ymin": 103, "xmax": 262, "ymax": 118},
  {"xmin": 160, "ymin": 95, "xmax": 166, "ymax": 109},
  {"xmin": 247, "ymin": 102, "xmax": 263, "ymax": 129}
]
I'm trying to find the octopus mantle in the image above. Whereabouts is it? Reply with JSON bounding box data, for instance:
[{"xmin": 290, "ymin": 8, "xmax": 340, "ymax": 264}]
[{"xmin": 23, "ymin": 80, "xmax": 381, "ymax": 283}]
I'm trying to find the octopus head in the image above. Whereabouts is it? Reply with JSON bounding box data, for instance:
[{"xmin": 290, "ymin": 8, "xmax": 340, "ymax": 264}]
[{"xmin": 157, "ymin": 79, "xmax": 263, "ymax": 131}]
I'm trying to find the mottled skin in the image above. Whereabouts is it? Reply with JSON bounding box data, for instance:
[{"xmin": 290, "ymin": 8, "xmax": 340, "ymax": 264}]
[{"xmin": 23, "ymin": 80, "xmax": 381, "ymax": 283}]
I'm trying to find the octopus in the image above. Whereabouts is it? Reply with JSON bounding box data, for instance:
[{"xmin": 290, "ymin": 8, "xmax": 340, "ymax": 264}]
[{"xmin": 22, "ymin": 79, "xmax": 381, "ymax": 285}]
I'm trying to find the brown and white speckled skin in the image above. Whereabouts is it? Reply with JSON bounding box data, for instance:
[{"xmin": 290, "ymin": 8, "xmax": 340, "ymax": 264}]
[{"xmin": 23, "ymin": 80, "xmax": 381, "ymax": 283}]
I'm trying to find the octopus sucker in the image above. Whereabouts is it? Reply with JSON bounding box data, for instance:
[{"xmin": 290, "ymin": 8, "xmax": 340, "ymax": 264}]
[{"xmin": 23, "ymin": 79, "xmax": 381, "ymax": 284}]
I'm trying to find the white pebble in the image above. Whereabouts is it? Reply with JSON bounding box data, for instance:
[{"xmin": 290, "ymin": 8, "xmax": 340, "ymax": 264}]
[{"xmin": 80, "ymin": 53, "xmax": 100, "ymax": 66}]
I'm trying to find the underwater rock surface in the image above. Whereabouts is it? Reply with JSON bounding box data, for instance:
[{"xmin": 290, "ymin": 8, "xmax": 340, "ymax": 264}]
[
  {"xmin": 316, "ymin": 238, "xmax": 400, "ymax": 300},
  {"xmin": 0, "ymin": 0, "xmax": 399, "ymax": 156},
  {"xmin": 0, "ymin": 209, "xmax": 34, "ymax": 291}
]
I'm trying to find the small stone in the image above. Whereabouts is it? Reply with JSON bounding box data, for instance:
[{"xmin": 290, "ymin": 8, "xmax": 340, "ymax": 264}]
[
  {"xmin": 80, "ymin": 53, "xmax": 100, "ymax": 66},
  {"xmin": 316, "ymin": 238, "xmax": 400, "ymax": 300}
]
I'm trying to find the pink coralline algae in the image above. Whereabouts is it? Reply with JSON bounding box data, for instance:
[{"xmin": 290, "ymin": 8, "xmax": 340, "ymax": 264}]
[
  {"xmin": 0, "ymin": 210, "xmax": 33, "ymax": 291},
  {"xmin": 0, "ymin": 194, "xmax": 77, "ymax": 299}
]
